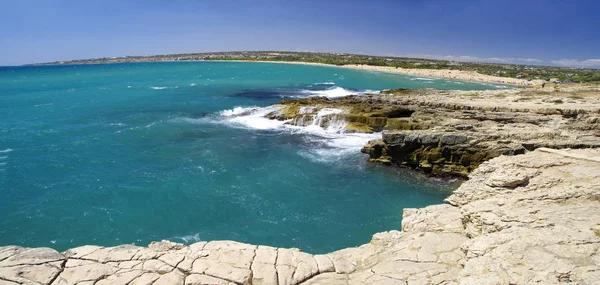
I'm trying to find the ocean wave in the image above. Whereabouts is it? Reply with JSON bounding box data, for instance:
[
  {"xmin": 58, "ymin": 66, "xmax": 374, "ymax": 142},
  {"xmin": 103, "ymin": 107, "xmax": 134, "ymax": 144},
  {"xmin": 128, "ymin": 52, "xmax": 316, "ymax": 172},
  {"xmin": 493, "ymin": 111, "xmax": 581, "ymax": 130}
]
[
  {"xmin": 217, "ymin": 106, "xmax": 350, "ymax": 133},
  {"xmin": 149, "ymin": 86, "xmax": 179, "ymax": 90},
  {"xmin": 0, "ymin": 148, "xmax": 13, "ymax": 153},
  {"xmin": 219, "ymin": 106, "xmax": 287, "ymax": 130},
  {"xmin": 0, "ymin": 156, "xmax": 7, "ymax": 159},
  {"xmin": 477, "ymin": 82, "xmax": 512, "ymax": 89},
  {"xmin": 215, "ymin": 106, "xmax": 379, "ymax": 164},
  {"xmin": 313, "ymin": 81, "xmax": 335, "ymax": 85},
  {"xmin": 220, "ymin": 106, "xmax": 261, "ymax": 117},
  {"xmin": 298, "ymin": 131, "xmax": 378, "ymax": 164},
  {"xmin": 301, "ymin": 86, "xmax": 375, "ymax": 98},
  {"xmin": 170, "ymin": 117, "xmax": 212, "ymax": 125},
  {"xmin": 33, "ymin": 103, "xmax": 54, "ymax": 107},
  {"xmin": 410, "ymin": 77, "xmax": 436, "ymax": 81},
  {"xmin": 174, "ymin": 233, "xmax": 201, "ymax": 243}
]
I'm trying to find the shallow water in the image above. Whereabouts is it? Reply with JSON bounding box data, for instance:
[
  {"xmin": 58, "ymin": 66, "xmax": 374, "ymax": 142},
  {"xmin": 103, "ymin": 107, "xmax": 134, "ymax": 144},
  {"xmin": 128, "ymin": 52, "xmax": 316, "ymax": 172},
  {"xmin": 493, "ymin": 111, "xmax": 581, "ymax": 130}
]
[{"xmin": 0, "ymin": 62, "xmax": 499, "ymax": 253}]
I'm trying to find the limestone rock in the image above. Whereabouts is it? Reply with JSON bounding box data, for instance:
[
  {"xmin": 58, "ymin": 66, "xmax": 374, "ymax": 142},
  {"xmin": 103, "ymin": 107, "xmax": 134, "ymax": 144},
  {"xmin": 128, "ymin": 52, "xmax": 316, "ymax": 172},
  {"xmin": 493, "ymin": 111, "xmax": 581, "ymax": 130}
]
[
  {"xmin": 261, "ymin": 88, "xmax": 600, "ymax": 177},
  {"xmin": 149, "ymin": 240, "xmax": 186, "ymax": 251}
]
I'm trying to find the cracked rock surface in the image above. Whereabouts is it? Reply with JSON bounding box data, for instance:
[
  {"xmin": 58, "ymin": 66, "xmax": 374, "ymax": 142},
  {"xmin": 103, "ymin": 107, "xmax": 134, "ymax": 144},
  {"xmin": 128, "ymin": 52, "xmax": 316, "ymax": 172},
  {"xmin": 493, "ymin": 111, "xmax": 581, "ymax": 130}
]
[{"xmin": 1, "ymin": 148, "xmax": 599, "ymax": 284}]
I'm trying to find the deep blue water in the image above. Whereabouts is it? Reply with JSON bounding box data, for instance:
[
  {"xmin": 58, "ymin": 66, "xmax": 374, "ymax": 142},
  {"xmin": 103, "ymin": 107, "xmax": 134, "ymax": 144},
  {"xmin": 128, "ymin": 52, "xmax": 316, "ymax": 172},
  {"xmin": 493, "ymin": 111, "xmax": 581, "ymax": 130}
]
[{"xmin": 0, "ymin": 61, "xmax": 501, "ymax": 253}]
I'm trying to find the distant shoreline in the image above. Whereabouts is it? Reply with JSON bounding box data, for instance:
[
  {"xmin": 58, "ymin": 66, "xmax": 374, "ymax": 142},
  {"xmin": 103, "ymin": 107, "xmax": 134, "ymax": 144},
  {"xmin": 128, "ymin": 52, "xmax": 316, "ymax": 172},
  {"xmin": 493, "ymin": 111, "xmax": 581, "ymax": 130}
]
[
  {"xmin": 25, "ymin": 51, "xmax": 600, "ymax": 85},
  {"xmin": 31, "ymin": 59, "xmax": 532, "ymax": 86},
  {"xmin": 209, "ymin": 60, "xmax": 533, "ymax": 86}
]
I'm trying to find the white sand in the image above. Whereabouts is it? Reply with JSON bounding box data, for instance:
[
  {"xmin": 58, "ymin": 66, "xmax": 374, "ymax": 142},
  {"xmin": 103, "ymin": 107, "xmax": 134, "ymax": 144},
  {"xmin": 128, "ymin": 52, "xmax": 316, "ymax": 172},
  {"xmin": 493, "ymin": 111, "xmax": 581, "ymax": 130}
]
[{"xmin": 216, "ymin": 60, "xmax": 543, "ymax": 86}]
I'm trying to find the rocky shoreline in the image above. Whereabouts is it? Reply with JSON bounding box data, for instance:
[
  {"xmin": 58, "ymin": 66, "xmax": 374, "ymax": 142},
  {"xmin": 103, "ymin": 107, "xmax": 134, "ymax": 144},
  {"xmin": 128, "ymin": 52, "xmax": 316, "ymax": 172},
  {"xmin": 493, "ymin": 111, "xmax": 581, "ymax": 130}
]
[
  {"xmin": 265, "ymin": 86, "xmax": 600, "ymax": 178},
  {"xmin": 1, "ymin": 87, "xmax": 599, "ymax": 284}
]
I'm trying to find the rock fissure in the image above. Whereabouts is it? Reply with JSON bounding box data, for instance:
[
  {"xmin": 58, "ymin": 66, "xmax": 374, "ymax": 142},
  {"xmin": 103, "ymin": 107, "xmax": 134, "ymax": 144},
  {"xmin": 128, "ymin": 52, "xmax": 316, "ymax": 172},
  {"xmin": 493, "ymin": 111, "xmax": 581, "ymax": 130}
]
[
  {"xmin": 0, "ymin": 275, "xmax": 20, "ymax": 284},
  {"xmin": 249, "ymin": 247, "xmax": 257, "ymax": 271},
  {"xmin": 47, "ymin": 259, "xmax": 66, "ymax": 285},
  {"xmin": 71, "ymin": 247, "xmax": 104, "ymax": 259},
  {"xmin": 273, "ymin": 247, "xmax": 280, "ymax": 285},
  {"xmin": 0, "ymin": 259, "xmax": 65, "ymax": 268}
]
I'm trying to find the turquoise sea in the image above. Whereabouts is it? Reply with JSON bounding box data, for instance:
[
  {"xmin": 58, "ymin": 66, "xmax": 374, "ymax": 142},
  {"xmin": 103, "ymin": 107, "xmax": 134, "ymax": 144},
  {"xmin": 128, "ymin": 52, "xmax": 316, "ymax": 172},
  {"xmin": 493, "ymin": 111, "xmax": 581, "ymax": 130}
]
[{"xmin": 0, "ymin": 61, "xmax": 506, "ymax": 253}]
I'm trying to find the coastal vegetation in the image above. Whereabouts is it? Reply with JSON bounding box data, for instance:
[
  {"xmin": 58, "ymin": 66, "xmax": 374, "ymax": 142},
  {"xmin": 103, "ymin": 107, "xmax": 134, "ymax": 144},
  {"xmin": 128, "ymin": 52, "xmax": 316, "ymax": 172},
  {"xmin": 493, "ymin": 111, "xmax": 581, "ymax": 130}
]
[{"xmin": 32, "ymin": 51, "xmax": 600, "ymax": 83}]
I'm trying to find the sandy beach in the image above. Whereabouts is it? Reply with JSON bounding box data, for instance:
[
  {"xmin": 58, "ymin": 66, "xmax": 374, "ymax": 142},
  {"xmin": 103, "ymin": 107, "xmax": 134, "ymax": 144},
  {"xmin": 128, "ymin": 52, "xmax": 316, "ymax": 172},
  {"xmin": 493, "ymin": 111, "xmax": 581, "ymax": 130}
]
[
  {"xmin": 341, "ymin": 64, "xmax": 540, "ymax": 86},
  {"xmin": 220, "ymin": 60, "xmax": 542, "ymax": 87}
]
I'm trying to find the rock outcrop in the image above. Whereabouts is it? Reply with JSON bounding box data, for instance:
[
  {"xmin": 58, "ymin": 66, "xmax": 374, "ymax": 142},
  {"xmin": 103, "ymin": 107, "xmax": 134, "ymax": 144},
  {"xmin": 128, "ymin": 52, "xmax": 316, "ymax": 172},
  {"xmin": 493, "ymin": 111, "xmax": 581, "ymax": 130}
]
[
  {"xmin": 265, "ymin": 87, "xmax": 600, "ymax": 177},
  {"xmin": 2, "ymin": 148, "xmax": 599, "ymax": 284}
]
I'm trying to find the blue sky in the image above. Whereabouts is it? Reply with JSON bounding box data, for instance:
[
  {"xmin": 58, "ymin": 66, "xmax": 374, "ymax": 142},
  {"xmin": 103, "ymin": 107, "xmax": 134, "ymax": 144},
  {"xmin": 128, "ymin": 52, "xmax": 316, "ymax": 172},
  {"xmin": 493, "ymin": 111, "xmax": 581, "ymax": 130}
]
[{"xmin": 1, "ymin": 0, "xmax": 599, "ymax": 67}]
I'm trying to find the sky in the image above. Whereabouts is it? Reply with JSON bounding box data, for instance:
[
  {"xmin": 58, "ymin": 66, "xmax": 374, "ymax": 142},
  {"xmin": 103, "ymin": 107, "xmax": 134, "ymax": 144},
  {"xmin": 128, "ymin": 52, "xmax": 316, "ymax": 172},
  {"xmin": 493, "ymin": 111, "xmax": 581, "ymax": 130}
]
[{"xmin": 0, "ymin": 0, "xmax": 599, "ymax": 67}]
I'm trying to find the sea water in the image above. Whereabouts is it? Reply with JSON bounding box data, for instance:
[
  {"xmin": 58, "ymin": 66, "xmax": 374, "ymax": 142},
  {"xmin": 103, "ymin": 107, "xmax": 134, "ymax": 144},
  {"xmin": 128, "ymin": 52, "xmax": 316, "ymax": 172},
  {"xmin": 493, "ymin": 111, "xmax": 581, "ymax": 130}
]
[{"xmin": 0, "ymin": 61, "xmax": 505, "ymax": 253}]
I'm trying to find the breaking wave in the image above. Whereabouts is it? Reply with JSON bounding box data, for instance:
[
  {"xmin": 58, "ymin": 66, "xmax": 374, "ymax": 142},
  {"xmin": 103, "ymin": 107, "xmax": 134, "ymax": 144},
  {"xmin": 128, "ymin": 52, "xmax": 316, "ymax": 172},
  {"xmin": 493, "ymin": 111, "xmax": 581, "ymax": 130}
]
[
  {"xmin": 410, "ymin": 77, "xmax": 436, "ymax": 81},
  {"xmin": 149, "ymin": 86, "xmax": 179, "ymax": 90},
  {"xmin": 300, "ymin": 86, "xmax": 376, "ymax": 98},
  {"xmin": 216, "ymin": 106, "xmax": 379, "ymax": 164}
]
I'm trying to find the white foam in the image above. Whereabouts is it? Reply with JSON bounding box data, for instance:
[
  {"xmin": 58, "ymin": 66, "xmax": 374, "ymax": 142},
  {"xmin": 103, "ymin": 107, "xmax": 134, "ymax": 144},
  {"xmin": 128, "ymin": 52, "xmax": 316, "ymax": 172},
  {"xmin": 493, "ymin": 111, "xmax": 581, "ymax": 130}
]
[
  {"xmin": 298, "ymin": 106, "xmax": 315, "ymax": 114},
  {"xmin": 218, "ymin": 106, "xmax": 350, "ymax": 134},
  {"xmin": 171, "ymin": 117, "xmax": 212, "ymax": 125},
  {"xmin": 150, "ymin": 86, "xmax": 178, "ymax": 90},
  {"xmin": 410, "ymin": 77, "xmax": 436, "ymax": 81},
  {"xmin": 33, "ymin": 103, "xmax": 54, "ymax": 107},
  {"xmin": 216, "ymin": 106, "xmax": 378, "ymax": 164},
  {"xmin": 220, "ymin": 106, "xmax": 287, "ymax": 130},
  {"xmin": 298, "ymin": 132, "xmax": 379, "ymax": 164},
  {"xmin": 316, "ymin": 108, "xmax": 344, "ymax": 116},
  {"xmin": 313, "ymin": 81, "xmax": 335, "ymax": 85},
  {"xmin": 145, "ymin": 120, "xmax": 161, "ymax": 128},
  {"xmin": 220, "ymin": 106, "xmax": 258, "ymax": 117},
  {"xmin": 0, "ymin": 149, "xmax": 13, "ymax": 153},
  {"xmin": 175, "ymin": 233, "xmax": 201, "ymax": 243},
  {"xmin": 301, "ymin": 86, "xmax": 373, "ymax": 98}
]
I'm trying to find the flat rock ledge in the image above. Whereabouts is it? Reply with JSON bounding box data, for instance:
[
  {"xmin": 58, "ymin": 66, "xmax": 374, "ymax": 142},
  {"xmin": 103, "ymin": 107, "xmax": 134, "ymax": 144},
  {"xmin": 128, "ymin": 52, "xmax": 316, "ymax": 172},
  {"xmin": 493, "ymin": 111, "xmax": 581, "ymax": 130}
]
[{"xmin": 1, "ymin": 148, "xmax": 599, "ymax": 285}]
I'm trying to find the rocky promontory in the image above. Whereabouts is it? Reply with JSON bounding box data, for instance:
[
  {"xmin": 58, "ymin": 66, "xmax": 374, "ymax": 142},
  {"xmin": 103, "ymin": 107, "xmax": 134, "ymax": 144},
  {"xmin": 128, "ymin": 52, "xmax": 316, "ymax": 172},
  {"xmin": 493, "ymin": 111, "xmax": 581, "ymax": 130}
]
[
  {"xmin": 266, "ymin": 86, "xmax": 600, "ymax": 177},
  {"xmin": 2, "ymin": 86, "xmax": 599, "ymax": 284}
]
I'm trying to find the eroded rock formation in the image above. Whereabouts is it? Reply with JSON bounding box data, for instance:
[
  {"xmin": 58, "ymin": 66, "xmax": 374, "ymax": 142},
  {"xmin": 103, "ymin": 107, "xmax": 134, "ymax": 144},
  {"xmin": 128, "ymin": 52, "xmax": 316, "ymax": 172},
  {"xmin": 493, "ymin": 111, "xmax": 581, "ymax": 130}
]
[{"xmin": 266, "ymin": 87, "xmax": 600, "ymax": 177}]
